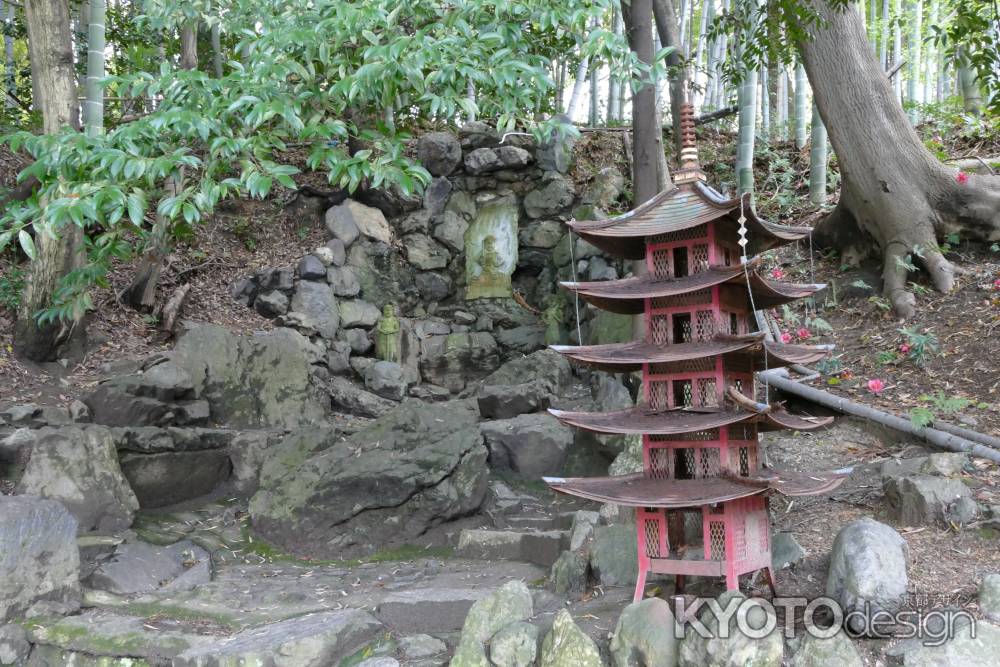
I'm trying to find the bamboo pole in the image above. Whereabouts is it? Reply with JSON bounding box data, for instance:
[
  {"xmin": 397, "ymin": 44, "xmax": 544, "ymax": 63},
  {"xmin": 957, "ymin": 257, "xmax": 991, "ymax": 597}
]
[
  {"xmin": 759, "ymin": 367, "xmax": 1000, "ymax": 464},
  {"xmin": 808, "ymin": 103, "xmax": 827, "ymax": 204}
]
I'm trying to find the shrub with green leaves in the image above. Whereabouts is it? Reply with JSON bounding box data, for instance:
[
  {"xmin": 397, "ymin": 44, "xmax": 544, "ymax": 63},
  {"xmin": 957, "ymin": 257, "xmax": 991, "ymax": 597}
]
[{"xmin": 0, "ymin": 0, "xmax": 651, "ymax": 322}]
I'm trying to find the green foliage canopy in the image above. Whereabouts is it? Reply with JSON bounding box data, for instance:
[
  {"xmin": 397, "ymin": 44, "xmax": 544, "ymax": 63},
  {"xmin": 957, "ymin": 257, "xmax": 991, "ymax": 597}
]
[{"xmin": 1, "ymin": 0, "xmax": 653, "ymax": 322}]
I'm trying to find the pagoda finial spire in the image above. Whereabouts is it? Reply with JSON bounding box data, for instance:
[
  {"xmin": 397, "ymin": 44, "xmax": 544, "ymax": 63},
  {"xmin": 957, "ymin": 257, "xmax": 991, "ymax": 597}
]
[{"xmin": 674, "ymin": 103, "xmax": 706, "ymax": 184}]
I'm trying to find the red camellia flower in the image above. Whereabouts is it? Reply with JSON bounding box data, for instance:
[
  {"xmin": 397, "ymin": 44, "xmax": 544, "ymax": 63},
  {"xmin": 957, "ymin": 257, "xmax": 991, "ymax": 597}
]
[
  {"xmin": 780, "ymin": 331, "xmax": 792, "ymax": 344},
  {"xmin": 899, "ymin": 343, "xmax": 911, "ymax": 355},
  {"xmin": 770, "ymin": 268, "xmax": 785, "ymax": 280},
  {"xmin": 993, "ymin": 278, "xmax": 1000, "ymax": 290},
  {"xmin": 796, "ymin": 327, "xmax": 811, "ymax": 340},
  {"xmin": 956, "ymin": 171, "xmax": 969, "ymax": 184},
  {"xmin": 867, "ymin": 378, "xmax": 886, "ymax": 394}
]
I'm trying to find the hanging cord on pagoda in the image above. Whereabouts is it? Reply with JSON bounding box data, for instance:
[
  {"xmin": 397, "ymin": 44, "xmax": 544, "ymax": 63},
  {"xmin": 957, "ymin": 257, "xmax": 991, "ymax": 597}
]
[
  {"xmin": 568, "ymin": 230, "xmax": 584, "ymax": 346},
  {"xmin": 738, "ymin": 194, "xmax": 769, "ymax": 404}
]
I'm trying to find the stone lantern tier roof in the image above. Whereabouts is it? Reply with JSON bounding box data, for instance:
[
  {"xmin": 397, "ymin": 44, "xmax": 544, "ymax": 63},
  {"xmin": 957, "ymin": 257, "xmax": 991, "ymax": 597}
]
[
  {"xmin": 566, "ymin": 182, "xmax": 811, "ymax": 260},
  {"xmin": 542, "ymin": 466, "xmax": 851, "ymax": 508},
  {"xmin": 560, "ymin": 264, "xmax": 825, "ymax": 314},
  {"xmin": 549, "ymin": 334, "xmax": 833, "ymax": 373}
]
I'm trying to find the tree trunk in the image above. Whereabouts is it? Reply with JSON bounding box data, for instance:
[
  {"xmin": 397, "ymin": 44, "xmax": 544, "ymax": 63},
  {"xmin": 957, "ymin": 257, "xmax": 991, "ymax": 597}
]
[
  {"xmin": 808, "ymin": 102, "xmax": 828, "ymax": 204},
  {"xmin": 906, "ymin": 0, "xmax": 922, "ymax": 124},
  {"xmin": 880, "ymin": 0, "xmax": 889, "ymax": 68},
  {"xmin": 693, "ymin": 0, "xmax": 712, "ymax": 111},
  {"xmin": 776, "ymin": 67, "xmax": 788, "ymax": 139},
  {"xmin": 180, "ymin": 21, "xmax": 197, "ymax": 70},
  {"xmin": 892, "ymin": 0, "xmax": 902, "ymax": 99},
  {"xmin": 588, "ymin": 60, "xmax": 599, "ymax": 126},
  {"xmin": 793, "ymin": 62, "xmax": 808, "ymax": 149},
  {"xmin": 211, "ymin": 22, "xmax": 223, "ymax": 78},
  {"xmin": 957, "ymin": 50, "xmax": 983, "ymax": 116},
  {"xmin": 564, "ymin": 41, "xmax": 590, "ymax": 119},
  {"xmin": 608, "ymin": 2, "xmax": 623, "ymax": 122},
  {"xmin": 803, "ymin": 0, "xmax": 1000, "ymax": 318},
  {"xmin": 623, "ymin": 0, "xmax": 658, "ymax": 338},
  {"xmin": 759, "ymin": 59, "xmax": 770, "ymax": 141},
  {"xmin": 652, "ymin": 0, "xmax": 686, "ymax": 154},
  {"xmin": 4, "ymin": 1, "xmax": 15, "ymax": 109},
  {"xmin": 83, "ymin": 0, "xmax": 104, "ymax": 136},
  {"xmin": 123, "ymin": 174, "xmax": 181, "ymax": 310},
  {"xmin": 15, "ymin": 0, "xmax": 84, "ymax": 361}
]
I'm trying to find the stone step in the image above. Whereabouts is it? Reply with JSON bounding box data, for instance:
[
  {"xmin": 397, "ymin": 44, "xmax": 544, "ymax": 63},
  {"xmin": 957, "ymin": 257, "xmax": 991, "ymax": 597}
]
[
  {"xmin": 494, "ymin": 511, "xmax": 576, "ymax": 531},
  {"xmin": 376, "ymin": 587, "xmax": 488, "ymax": 634},
  {"xmin": 24, "ymin": 607, "xmax": 385, "ymax": 667},
  {"xmin": 455, "ymin": 528, "xmax": 568, "ymax": 567}
]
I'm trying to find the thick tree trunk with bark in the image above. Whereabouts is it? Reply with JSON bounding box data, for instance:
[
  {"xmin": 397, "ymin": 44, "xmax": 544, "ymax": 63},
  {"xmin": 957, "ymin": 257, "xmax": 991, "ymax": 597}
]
[
  {"xmin": 623, "ymin": 0, "xmax": 659, "ymax": 338},
  {"xmin": 180, "ymin": 21, "xmax": 198, "ymax": 70},
  {"xmin": 652, "ymin": 0, "xmax": 686, "ymax": 154},
  {"xmin": 803, "ymin": 0, "xmax": 1000, "ymax": 318},
  {"xmin": 15, "ymin": 0, "xmax": 84, "ymax": 362}
]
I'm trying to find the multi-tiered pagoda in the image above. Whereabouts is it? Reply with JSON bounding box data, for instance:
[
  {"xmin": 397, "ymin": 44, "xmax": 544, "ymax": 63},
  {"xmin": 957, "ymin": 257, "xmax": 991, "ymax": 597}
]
[{"xmin": 545, "ymin": 105, "xmax": 849, "ymax": 601}]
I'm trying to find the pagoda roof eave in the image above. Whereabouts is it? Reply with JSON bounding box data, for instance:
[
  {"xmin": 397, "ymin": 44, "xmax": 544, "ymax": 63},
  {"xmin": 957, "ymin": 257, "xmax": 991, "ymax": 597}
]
[
  {"xmin": 547, "ymin": 405, "xmax": 833, "ymax": 436},
  {"xmin": 560, "ymin": 269, "xmax": 826, "ymax": 314},
  {"xmin": 542, "ymin": 466, "xmax": 851, "ymax": 508},
  {"xmin": 566, "ymin": 184, "xmax": 811, "ymax": 260},
  {"xmin": 548, "ymin": 337, "xmax": 833, "ymax": 373}
]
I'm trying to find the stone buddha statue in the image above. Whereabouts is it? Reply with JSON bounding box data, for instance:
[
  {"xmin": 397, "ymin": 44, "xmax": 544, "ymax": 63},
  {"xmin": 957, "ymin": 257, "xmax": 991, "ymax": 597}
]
[
  {"xmin": 467, "ymin": 235, "xmax": 512, "ymax": 300},
  {"xmin": 375, "ymin": 304, "xmax": 401, "ymax": 362}
]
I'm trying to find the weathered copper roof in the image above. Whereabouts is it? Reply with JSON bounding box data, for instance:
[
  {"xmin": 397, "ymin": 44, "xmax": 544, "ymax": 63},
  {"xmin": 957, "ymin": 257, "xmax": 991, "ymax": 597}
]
[
  {"xmin": 550, "ymin": 336, "xmax": 833, "ymax": 373},
  {"xmin": 548, "ymin": 404, "xmax": 833, "ymax": 435},
  {"xmin": 543, "ymin": 466, "xmax": 851, "ymax": 508},
  {"xmin": 567, "ymin": 182, "xmax": 810, "ymax": 260},
  {"xmin": 561, "ymin": 267, "xmax": 825, "ymax": 314}
]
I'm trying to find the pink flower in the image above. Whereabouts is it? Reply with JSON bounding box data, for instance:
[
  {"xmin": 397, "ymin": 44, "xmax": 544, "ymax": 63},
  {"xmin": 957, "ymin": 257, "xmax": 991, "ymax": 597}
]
[
  {"xmin": 770, "ymin": 268, "xmax": 785, "ymax": 280},
  {"xmin": 899, "ymin": 343, "xmax": 911, "ymax": 355},
  {"xmin": 780, "ymin": 331, "xmax": 792, "ymax": 344},
  {"xmin": 957, "ymin": 171, "xmax": 969, "ymax": 184},
  {"xmin": 796, "ymin": 327, "xmax": 811, "ymax": 340},
  {"xmin": 993, "ymin": 278, "xmax": 1000, "ymax": 290},
  {"xmin": 867, "ymin": 378, "xmax": 885, "ymax": 394}
]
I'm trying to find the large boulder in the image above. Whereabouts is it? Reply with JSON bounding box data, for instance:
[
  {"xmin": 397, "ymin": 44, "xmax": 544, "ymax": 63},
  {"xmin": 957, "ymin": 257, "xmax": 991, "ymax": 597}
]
[
  {"xmin": 286, "ymin": 280, "xmax": 340, "ymax": 340},
  {"xmin": 479, "ymin": 348, "xmax": 573, "ymax": 397},
  {"xmin": 326, "ymin": 199, "xmax": 392, "ymax": 245},
  {"xmin": 826, "ymin": 518, "xmax": 909, "ymax": 634},
  {"xmin": 328, "ymin": 376, "xmax": 397, "ymax": 418},
  {"xmin": 678, "ymin": 591, "xmax": 783, "ymax": 667},
  {"xmin": 16, "ymin": 426, "xmax": 139, "ymax": 534},
  {"xmin": 980, "ymin": 574, "xmax": 1000, "ymax": 622},
  {"xmin": 450, "ymin": 581, "xmax": 533, "ymax": 666},
  {"xmin": 249, "ymin": 399, "xmax": 488, "ymax": 558},
  {"xmin": 539, "ymin": 609, "xmax": 602, "ymax": 667},
  {"xmin": 901, "ymin": 620, "xmax": 1000, "ymax": 667},
  {"xmin": 83, "ymin": 361, "xmax": 208, "ymax": 428},
  {"xmin": 419, "ymin": 332, "xmax": 501, "ymax": 392},
  {"xmin": 589, "ymin": 523, "xmax": 638, "ymax": 587},
  {"xmin": 364, "ymin": 361, "xmax": 409, "ymax": 401},
  {"xmin": 0, "ymin": 496, "xmax": 80, "ymax": 622},
  {"xmin": 172, "ymin": 325, "xmax": 329, "ymax": 429},
  {"xmin": 480, "ymin": 413, "xmax": 573, "ymax": 477},
  {"xmin": 883, "ymin": 474, "xmax": 977, "ymax": 526},
  {"xmin": 610, "ymin": 598, "xmax": 680, "ymax": 667},
  {"xmin": 417, "ymin": 131, "xmax": 462, "ymax": 176}
]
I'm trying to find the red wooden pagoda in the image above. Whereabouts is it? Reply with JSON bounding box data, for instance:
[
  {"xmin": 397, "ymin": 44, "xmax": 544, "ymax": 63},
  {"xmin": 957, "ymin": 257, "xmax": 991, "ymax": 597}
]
[{"xmin": 545, "ymin": 105, "xmax": 850, "ymax": 601}]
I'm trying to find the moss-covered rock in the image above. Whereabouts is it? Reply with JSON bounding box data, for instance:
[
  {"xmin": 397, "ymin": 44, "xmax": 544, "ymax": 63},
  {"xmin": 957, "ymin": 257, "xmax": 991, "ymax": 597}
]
[
  {"xmin": 539, "ymin": 610, "xmax": 602, "ymax": 667},
  {"xmin": 249, "ymin": 399, "xmax": 488, "ymax": 559}
]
